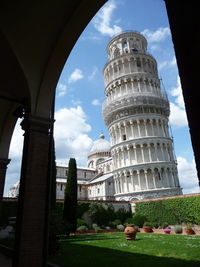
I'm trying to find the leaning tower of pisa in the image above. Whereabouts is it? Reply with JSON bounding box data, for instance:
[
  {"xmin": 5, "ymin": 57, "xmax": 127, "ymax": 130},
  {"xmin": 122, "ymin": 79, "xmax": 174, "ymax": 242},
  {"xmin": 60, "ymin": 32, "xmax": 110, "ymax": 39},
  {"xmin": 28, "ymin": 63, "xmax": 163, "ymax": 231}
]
[{"xmin": 102, "ymin": 31, "xmax": 182, "ymax": 201}]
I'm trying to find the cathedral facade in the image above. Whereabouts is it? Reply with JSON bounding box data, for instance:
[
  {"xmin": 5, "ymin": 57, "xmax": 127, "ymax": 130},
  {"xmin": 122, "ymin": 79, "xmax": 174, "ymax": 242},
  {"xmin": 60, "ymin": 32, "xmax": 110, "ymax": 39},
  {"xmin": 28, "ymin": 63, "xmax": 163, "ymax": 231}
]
[{"xmin": 8, "ymin": 31, "xmax": 182, "ymax": 201}]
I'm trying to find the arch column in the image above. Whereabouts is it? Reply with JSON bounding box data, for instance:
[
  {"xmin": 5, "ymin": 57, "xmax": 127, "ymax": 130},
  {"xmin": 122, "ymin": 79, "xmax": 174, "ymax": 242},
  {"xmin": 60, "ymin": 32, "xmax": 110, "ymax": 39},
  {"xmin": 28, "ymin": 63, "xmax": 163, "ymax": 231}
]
[
  {"xmin": 130, "ymin": 120, "xmax": 134, "ymax": 138},
  {"xmin": 152, "ymin": 169, "xmax": 157, "ymax": 189},
  {"xmin": 141, "ymin": 144, "xmax": 145, "ymax": 163},
  {"xmin": 137, "ymin": 170, "xmax": 141, "ymax": 190},
  {"xmin": 0, "ymin": 158, "xmax": 11, "ymax": 200},
  {"xmin": 14, "ymin": 114, "xmax": 53, "ymax": 267},
  {"xmin": 148, "ymin": 144, "xmax": 152, "ymax": 162},
  {"xmin": 150, "ymin": 119, "xmax": 155, "ymax": 136},
  {"xmin": 144, "ymin": 170, "xmax": 149, "ymax": 190},
  {"xmin": 124, "ymin": 122, "xmax": 128, "ymax": 139},
  {"xmin": 130, "ymin": 171, "xmax": 134, "ymax": 191},
  {"xmin": 137, "ymin": 120, "xmax": 141, "ymax": 137}
]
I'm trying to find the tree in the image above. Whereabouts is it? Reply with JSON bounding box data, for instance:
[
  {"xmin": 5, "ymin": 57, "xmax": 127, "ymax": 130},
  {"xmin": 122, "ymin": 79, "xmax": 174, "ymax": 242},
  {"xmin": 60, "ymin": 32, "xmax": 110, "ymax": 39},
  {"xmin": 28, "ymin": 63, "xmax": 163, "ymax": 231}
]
[{"xmin": 63, "ymin": 158, "xmax": 77, "ymax": 233}]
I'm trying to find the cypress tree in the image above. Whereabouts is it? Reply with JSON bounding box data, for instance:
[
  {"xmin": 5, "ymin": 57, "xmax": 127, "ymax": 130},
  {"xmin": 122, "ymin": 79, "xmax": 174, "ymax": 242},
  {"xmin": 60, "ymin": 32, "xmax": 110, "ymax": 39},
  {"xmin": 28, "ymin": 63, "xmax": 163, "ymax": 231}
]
[{"xmin": 63, "ymin": 158, "xmax": 77, "ymax": 233}]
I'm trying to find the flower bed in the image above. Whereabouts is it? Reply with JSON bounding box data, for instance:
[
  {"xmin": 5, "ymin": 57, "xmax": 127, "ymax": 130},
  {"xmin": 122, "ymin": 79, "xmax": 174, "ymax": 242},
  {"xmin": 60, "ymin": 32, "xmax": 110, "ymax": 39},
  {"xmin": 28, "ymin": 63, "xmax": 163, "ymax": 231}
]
[
  {"xmin": 163, "ymin": 228, "xmax": 171, "ymax": 234},
  {"xmin": 71, "ymin": 229, "xmax": 119, "ymax": 235}
]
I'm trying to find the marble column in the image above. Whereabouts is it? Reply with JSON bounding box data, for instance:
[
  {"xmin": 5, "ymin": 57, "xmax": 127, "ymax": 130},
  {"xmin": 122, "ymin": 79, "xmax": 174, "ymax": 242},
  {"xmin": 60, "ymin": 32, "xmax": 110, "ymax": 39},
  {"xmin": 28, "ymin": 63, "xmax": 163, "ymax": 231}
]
[
  {"xmin": 13, "ymin": 115, "xmax": 53, "ymax": 267},
  {"xmin": 0, "ymin": 158, "xmax": 11, "ymax": 200}
]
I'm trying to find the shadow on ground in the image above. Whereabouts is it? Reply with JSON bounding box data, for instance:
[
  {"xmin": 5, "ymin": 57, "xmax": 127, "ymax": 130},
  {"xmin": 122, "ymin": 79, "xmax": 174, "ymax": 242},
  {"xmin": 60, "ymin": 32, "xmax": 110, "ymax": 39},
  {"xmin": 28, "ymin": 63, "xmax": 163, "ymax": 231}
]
[
  {"xmin": 59, "ymin": 234, "xmax": 120, "ymax": 242},
  {"xmin": 49, "ymin": 242, "xmax": 200, "ymax": 267}
]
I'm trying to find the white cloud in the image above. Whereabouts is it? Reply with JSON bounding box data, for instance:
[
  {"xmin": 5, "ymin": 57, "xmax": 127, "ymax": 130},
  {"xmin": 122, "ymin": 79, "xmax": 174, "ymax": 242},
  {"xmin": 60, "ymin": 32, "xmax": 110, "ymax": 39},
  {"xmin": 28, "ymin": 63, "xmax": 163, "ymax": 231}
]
[
  {"xmin": 170, "ymin": 76, "xmax": 185, "ymax": 108},
  {"xmin": 169, "ymin": 102, "xmax": 187, "ymax": 128},
  {"xmin": 71, "ymin": 99, "xmax": 82, "ymax": 106},
  {"xmin": 88, "ymin": 67, "xmax": 98, "ymax": 80},
  {"xmin": 54, "ymin": 106, "xmax": 93, "ymax": 165},
  {"xmin": 142, "ymin": 27, "xmax": 170, "ymax": 43},
  {"xmin": 169, "ymin": 76, "xmax": 188, "ymax": 128},
  {"xmin": 5, "ymin": 107, "xmax": 93, "ymax": 195},
  {"xmin": 92, "ymin": 99, "xmax": 101, "ymax": 106},
  {"xmin": 93, "ymin": 1, "xmax": 122, "ymax": 37},
  {"xmin": 177, "ymin": 156, "xmax": 199, "ymax": 194},
  {"xmin": 158, "ymin": 56, "xmax": 177, "ymax": 71},
  {"xmin": 5, "ymin": 119, "xmax": 23, "ymax": 195},
  {"xmin": 8, "ymin": 119, "xmax": 23, "ymax": 159},
  {"xmin": 57, "ymin": 82, "xmax": 67, "ymax": 97},
  {"xmin": 68, "ymin": 68, "xmax": 84, "ymax": 83}
]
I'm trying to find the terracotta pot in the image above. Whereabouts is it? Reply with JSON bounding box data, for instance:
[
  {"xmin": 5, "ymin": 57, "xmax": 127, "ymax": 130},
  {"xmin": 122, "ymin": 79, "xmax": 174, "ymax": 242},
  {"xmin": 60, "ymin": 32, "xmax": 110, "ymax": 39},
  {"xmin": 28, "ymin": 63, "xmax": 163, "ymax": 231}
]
[
  {"xmin": 143, "ymin": 226, "xmax": 153, "ymax": 233},
  {"xmin": 185, "ymin": 228, "xmax": 195, "ymax": 235},
  {"xmin": 124, "ymin": 225, "xmax": 137, "ymax": 240}
]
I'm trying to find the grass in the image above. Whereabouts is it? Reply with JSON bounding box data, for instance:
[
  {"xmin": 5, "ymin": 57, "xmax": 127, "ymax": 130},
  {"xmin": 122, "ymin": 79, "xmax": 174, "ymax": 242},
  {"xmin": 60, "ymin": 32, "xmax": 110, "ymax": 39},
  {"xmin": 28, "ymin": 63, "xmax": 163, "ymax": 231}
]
[{"xmin": 49, "ymin": 232, "xmax": 200, "ymax": 267}]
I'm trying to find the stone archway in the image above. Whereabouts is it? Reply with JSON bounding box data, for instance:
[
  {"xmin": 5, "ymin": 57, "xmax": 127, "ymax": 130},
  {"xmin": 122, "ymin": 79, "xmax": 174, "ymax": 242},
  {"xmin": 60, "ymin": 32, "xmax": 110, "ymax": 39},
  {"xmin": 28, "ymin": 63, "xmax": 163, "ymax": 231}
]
[{"xmin": 0, "ymin": 1, "xmax": 107, "ymax": 266}]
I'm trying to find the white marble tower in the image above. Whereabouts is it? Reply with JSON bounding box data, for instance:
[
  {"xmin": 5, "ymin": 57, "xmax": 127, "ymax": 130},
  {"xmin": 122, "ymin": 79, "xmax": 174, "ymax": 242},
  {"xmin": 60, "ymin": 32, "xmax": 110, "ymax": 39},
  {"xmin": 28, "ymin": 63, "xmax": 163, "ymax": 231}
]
[{"xmin": 102, "ymin": 31, "xmax": 182, "ymax": 201}]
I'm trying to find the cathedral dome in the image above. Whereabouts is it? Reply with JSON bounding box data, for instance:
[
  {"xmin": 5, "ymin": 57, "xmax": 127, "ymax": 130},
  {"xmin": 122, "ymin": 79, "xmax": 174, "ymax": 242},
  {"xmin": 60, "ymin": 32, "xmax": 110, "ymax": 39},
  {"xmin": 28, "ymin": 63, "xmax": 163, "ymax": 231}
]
[{"xmin": 90, "ymin": 134, "xmax": 110, "ymax": 154}]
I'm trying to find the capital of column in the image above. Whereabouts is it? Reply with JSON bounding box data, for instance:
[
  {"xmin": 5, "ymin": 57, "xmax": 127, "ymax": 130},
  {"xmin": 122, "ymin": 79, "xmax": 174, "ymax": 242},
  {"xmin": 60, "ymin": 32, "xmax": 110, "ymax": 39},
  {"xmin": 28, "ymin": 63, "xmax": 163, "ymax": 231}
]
[
  {"xmin": 0, "ymin": 158, "xmax": 11, "ymax": 169},
  {"xmin": 21, "ymin": 115, "xmax": 54, "ymax": 134}
]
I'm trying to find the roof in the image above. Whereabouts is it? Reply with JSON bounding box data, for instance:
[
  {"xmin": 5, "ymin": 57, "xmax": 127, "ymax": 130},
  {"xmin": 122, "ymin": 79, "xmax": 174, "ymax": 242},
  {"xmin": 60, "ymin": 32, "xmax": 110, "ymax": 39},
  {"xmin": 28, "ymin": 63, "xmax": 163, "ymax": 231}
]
[
  {"xmin": 89, "ymin": 134, "xmax": 110, "ymax": 154},
  {"xmin": 88, "ymin": 172, "xmax": 113, "ymax": 184},
  {"xmin": 56, "ymin": 172, "xmax": 113, "ymax": 185}
]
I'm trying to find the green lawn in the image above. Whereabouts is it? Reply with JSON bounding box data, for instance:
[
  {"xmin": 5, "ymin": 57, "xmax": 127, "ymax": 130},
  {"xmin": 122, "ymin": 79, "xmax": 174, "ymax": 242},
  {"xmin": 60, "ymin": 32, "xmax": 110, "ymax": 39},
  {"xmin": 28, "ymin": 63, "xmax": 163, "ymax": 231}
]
[{"xmin": 48, "ymin": 232, "xmax": 200, "ymax": 267}]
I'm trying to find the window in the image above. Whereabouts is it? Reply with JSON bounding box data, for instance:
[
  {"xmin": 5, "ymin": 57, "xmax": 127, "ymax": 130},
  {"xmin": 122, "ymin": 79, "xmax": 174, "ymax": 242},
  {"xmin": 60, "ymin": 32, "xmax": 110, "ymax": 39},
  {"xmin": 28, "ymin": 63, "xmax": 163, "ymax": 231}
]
[
  {"xmin": 132, "ymin": 48, "xmax": 138, "ymax": 53},
  {"xmin": 137, "ymin": 59, "xmax": 141, "ymax": 68},
  {"xmin": 65, "ymin": 170, "xmax": 68, "ymax": 176},
  {"xmin": 61, "ymin": 184, "xmax": 63, "ymax": 191},
  {"xmin": 97, "ymin": 188, "xmax": 100, "ymax": 194},
  {"xmin": 79, "ymin": 186, "xmax": 81, "ymax": 192},
  {"xmin": 122, "ymin": 134, "xmax": 126, "ymax": 141},
  {"xmin": 84, "ymin": 172, "xmax": 86, "ymax": 178},
  {"xmin": 122, "ymin": 41, "xmax": 127, "ymax": 48}
]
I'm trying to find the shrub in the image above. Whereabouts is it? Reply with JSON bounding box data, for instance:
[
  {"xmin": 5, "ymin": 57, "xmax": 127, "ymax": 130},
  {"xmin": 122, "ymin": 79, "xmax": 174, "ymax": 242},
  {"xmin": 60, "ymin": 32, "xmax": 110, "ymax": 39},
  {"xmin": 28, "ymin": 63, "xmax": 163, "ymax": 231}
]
[
  {"xmin": 117, "ymin": 224, "xmax": 124, "ymax": 231},
  {"xmin": 161, "ymin": 222, "xmax": 169, "ymax": 229},
  {"xmin": 63, "ymin": 158, "xmax": 77, "ymax": 233},
  {"xmin": 151, "ymin": 222, "xmax": 159, "ymax": 228},
  {"xmin": 125, "ymin": 218, "xmax": 135, "ymax": 225},
  {"xmin": 77, "ymin": 218, "xmax": 87, "ymax": 228},
  {"xmin": 92, "ymin": 223, "xmax": 98, "ymax": 229},
  {"xmin": 77, "ymin": 202, "xmax": 90, "ymax": 218},
  {"xmin": 89, "ymin": 203, "xmax": 108, "ymax": 226},
  {"xmin": 94, "ymin": 226, "xmax": 102, "ymax": 233},
  {"xmin": 135, "ymin": 195, "xmax": 200, "ymax": 225},
  {"xmin": 132, "ymin": 214, "xmax": 147, "ymax": 228},
  {"xmin": 185, "ymin": 223, "xmax": 193, "ymax": 230},
  {"xmin": 174, "ymin": 225, "xmax": 183, "ymax": 234},
  {"xmin": 77, "ymin": 225, "xmax": 88, "ymax": 232},
  {"xmin": 115, "ymin": 208, "xmax": 132, "ymax": 224},
  {"xmin": 110, "ymin": 219, "xmax": 122, "ymax": 228},
  {"xmin": 143, "ymin": 222, "xmax": 152, "ymax": 227}
]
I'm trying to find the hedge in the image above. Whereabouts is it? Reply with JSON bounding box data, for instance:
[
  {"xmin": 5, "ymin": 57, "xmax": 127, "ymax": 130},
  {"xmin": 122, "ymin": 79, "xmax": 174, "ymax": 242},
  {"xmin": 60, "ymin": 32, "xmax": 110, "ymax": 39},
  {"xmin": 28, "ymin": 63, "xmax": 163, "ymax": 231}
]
[{"xmin": 135, "ymin": 195, "xmax": 200, "ymax": 225}]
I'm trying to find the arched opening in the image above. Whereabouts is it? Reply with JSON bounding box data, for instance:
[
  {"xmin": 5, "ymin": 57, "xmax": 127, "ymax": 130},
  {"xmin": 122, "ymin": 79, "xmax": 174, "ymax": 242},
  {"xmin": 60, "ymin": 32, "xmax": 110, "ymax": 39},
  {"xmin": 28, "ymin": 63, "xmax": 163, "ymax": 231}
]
[{"xmin": 1, "ymin": 0, "xmax": 200, "ymax": 266}]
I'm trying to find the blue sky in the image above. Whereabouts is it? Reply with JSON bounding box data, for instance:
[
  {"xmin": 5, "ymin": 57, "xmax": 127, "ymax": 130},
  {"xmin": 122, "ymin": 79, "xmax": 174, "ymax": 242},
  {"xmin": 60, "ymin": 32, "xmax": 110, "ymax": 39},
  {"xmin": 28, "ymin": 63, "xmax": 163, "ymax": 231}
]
[{"xmin": 5, "ymin": 0, "xmax": 199, "ymax": 195}]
